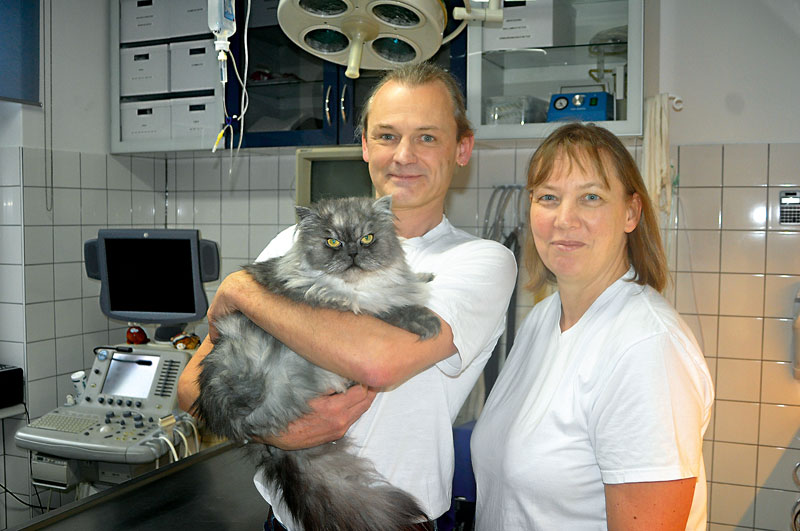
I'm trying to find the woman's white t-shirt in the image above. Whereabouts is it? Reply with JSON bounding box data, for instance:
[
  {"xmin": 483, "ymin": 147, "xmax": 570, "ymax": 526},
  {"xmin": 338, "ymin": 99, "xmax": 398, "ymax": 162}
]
[{"xmin": 472, "ymin": 271, "xmax": 714, "ymax": 530}]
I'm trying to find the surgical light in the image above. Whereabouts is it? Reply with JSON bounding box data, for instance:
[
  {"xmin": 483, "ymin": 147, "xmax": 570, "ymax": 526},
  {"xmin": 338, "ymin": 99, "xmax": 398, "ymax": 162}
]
[{"xmin": 277, "ymin": 0, "xmax": 449, "ymax": 79}]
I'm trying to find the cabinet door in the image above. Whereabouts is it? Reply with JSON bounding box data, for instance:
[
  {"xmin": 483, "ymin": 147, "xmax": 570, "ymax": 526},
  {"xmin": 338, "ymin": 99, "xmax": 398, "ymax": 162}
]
[
  {"xmin": 467, "ymin": 0, "xmax": 643, "ymax": 139},
  {"xmin": 230, "ymin": 21, "xmax": 340, "ymax": 147}
]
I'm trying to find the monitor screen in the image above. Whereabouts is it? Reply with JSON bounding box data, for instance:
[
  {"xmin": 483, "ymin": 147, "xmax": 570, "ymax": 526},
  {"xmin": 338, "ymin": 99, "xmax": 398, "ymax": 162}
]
[
  {"xmin": 94, "ymin": 229, "xmax": 211, "ymax": 326},
  {"xmin": 101, "ymin": 352, "xmax": 160, "ymax": 398},
  {"xmin": 105, "ymin": 238, "xmax": 196, "ymax": 314},
  {"xmin": 295, "ymin": 145, "xmax": 374, "ymax": 207}
]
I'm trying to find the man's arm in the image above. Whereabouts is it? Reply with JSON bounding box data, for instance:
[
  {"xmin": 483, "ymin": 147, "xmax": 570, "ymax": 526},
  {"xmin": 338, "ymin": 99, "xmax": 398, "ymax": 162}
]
[
  {"xmin": 605, "ymin": 478, "xmax": 696, "ymax": 530},
  {"xmin": 205, "ymin": 269, "xmax": 458, "ymax": 389},
  {"xmin": 176, "ymin": 335, "xmax": 377, "ymax": 450}
]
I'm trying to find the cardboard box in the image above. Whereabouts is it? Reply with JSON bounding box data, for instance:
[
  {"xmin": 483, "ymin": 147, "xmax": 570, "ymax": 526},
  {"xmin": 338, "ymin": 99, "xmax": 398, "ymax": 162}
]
[
  {"xmin": 121, "ymin": 100, "xmax": 171, "ymax": 141},
  {"xmin": 170, "ymin": 40, "xmax": 218, "ymax": 92},
  {"xmin": 120, "ymin": 0, "xmax": 170, "ymax": 43},
  {"xmin": 171, "ymin": 95, "xmax": 223, "ymax": 144},
  {"xmin": 481, "ymin": 0, "xmax": 575, "ymax": 51},
  {"xmin": 169, "ymin": 0, "xmax": 210, "ymax": 38},
  {"xmin": 120, "ymin": 44, "xmax": 169, "ymax": 96}
]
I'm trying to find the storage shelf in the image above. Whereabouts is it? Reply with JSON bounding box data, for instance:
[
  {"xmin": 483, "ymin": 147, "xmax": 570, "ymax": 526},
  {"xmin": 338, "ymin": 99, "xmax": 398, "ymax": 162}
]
[
  {"xmin": 481, "ymin": 42, "xmax": 629, "ymax": 70},
  {"xmin": 111, "ymin": 0, "xmax": 226, "ymax": 153}
]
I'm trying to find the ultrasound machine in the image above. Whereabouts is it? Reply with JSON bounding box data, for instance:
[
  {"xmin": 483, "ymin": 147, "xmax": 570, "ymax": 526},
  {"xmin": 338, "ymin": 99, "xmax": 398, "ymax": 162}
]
[{"xmin": 15, "ymin": 229, "xmax": 219, "ymax": 495}]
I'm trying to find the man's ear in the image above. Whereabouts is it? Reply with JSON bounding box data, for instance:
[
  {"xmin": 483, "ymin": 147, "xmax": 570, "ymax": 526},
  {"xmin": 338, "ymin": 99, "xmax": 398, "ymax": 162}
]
[
  {"xmin": 456, "ymin": 134, "xmax": 475, "ymax": 167},
  {"xmin": 362, "ymin": 134, "xmax": 370, "ymax": 163}
]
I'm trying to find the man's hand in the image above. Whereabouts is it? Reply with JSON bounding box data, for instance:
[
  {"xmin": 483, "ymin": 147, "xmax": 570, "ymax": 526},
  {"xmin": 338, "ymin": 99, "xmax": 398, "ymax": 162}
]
[
  {"xmin": 259, "ymin": 385, "xmax": 377, "ymax": 451},
  {"xmin": 206, "ymin": 270, "xmax": 258, "ymax": 344}
]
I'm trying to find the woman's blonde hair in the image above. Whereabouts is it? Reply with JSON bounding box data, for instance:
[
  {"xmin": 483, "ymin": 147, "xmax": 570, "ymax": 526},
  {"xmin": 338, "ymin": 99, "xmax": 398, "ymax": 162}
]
[{"xmin": 524, "ymin": 123, "xmax": 668, "ymax": 293}]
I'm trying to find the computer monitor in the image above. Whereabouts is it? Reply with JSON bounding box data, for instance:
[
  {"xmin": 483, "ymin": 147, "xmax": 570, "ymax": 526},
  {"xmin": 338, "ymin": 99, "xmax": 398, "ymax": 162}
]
[
  {"xmin": 84, "ymin": 229, "xmax": 219, "ymax": 341},
  {"xmin": 295, "ymin": 145, "xmax": 374, "ymax": 207}
]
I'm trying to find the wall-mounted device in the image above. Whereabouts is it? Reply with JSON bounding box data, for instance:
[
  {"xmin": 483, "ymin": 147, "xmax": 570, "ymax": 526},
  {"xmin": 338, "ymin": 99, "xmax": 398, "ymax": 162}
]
[
  {"xmin": 547, "ymin": 92, "xmax": 614, "ymax": 123},
  {"xmin": 295, "ymin": 145, "xmax": 374, "ymax": 208},
  {"xmin": 779, "ymin": 190, "xmax": 800, "ymax": 225}
]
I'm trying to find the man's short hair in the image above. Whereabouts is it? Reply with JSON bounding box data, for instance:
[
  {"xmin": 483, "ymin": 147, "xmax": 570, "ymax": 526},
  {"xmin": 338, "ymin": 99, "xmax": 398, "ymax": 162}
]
[{"xmin": 357, "ymin": 62, "xmax": 473, "ymax": 140}]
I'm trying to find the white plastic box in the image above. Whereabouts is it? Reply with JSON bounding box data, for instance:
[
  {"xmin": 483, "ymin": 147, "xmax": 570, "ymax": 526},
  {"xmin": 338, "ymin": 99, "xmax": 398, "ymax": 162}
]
[
  {"xmin": 482, "ymin": 0, "xmax": 575, "ymax": 51},
  {"xmin": 120, "ymin": 0, "xmax": 170, "ymax": 43},
  {"xmin": 249, "ymin": 0, "xmax": 279, "ymax": 27},
  {"xmin": 171, "ymin": 95, "xmax": 223, "ymax": 144},
  {"xmin": 120, "ymin": 100, "xmax": 171, "ymax": 141},
  {"xmin": 169, "ymin": 40, "xmax": 218, "ymax": 92},
  {"xmin": 169, "ymin": 0, "xmax": 209, "ymax": 38},
  {"xmin": 120, "ymin": 45, "xmax": 169, "ymax": 96}
]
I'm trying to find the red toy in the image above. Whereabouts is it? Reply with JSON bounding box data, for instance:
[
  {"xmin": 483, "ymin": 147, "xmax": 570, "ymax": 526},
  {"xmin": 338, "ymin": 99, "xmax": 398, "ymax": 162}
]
[{"xmin": 126, "ymin": 325, "xmax": 149, "ymax": 344}]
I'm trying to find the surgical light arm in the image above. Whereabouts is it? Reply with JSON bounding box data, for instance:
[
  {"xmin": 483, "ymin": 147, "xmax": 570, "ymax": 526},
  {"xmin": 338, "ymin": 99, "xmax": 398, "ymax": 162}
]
[{"xmin": 453, "ymin": 0, "xmax": 503, "ymax": 24}]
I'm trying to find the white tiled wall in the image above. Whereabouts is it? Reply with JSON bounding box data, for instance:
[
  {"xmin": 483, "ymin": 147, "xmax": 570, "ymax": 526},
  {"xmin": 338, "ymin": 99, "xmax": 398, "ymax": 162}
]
[{"xmin": 673, "ymin": 143, "xmax": 800, "ymax": 531}]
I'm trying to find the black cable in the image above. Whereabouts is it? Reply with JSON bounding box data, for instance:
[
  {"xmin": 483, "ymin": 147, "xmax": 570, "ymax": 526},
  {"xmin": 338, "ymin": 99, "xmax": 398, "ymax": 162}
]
[
  {"xmin": 0, "ymin": 482, "xmax": 49, "ymax": 511},
  {"xmin": 0, "ymin": 402, "xmax": 48, "ymax": 512},
  {"xmin": 22, "ymin": 402, "xmax": 47, "ymax": 514}
]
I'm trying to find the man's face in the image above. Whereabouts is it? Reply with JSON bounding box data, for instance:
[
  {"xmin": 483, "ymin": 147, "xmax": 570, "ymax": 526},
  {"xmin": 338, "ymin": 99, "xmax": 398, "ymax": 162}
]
[{"xmin": 361, "ymin": 80, "xmax": 473, "ymax": 215}]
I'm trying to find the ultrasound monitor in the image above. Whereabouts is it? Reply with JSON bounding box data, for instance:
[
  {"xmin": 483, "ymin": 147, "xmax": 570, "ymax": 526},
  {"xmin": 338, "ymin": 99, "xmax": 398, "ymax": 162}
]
[{"xmin": 84, "ymin": 229, "xmax": 219, "ymax": 341}]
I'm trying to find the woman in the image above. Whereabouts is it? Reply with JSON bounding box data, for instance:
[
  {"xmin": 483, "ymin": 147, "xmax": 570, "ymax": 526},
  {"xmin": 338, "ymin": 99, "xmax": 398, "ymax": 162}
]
[{"xmin": 471, "ymin": 123, "xmax": 713, "ymax": 530}]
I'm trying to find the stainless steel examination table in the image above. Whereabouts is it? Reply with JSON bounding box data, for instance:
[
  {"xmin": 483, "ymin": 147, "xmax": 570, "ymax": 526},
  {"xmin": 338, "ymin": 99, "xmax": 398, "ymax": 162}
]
[{"xmin": 16, "ymin": 442, "xmax": 268, "ymax": 530}]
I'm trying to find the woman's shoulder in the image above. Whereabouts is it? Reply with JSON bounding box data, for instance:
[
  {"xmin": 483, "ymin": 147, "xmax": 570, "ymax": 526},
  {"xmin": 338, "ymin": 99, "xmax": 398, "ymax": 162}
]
[
  {"xmin": 606, "ymin": 282, "xmax": 705, "ymax": 359},
  {"xmin": 592, "ymin": 283, "xmax": 684, "ymax": 349}
]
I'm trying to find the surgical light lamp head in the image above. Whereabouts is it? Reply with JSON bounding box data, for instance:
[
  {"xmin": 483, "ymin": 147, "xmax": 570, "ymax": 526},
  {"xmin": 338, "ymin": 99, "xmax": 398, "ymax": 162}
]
[{"xmin": 277, "ymin": 0, "xmax": 448, "ymax": 79}]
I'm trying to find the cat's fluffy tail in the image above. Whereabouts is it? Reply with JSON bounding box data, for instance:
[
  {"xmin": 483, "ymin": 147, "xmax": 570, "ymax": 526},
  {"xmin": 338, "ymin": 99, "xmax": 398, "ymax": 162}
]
[{"xmin": 253, "ymin": 441, "xmax": 428, "ymax": 531}]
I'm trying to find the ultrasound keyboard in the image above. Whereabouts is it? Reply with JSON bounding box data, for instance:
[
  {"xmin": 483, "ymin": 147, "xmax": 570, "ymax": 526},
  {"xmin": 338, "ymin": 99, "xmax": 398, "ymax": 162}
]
[{"xmin": 30, "ymin": 413, "xmax": 100, "ymax": 434}]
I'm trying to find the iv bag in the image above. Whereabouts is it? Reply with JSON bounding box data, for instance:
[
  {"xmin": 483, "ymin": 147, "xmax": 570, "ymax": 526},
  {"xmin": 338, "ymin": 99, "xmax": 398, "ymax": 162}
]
[{"xmin": 208, "ymin": 0, "xmax": 236, "ymax": 38}]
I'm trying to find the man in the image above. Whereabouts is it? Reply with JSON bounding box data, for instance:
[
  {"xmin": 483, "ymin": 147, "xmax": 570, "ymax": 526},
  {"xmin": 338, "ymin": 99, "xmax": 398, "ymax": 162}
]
[{"xmin": 177, "ymin": 62, "xmax": 517, "ymax": 529}]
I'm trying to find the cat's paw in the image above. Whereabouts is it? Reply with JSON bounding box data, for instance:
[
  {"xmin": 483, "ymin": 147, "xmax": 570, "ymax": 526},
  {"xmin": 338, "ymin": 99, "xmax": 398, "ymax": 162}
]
[
  {"xmin": 416, "ymin": 272, "xmax": 435, "ymax": 283},
  {"xmin": 381, "ymin": 306, "xmax": 441, "ymax": 340},
  {"xmin": 409, "ymin": 311, "xmax": 441, "ymax": 340}
]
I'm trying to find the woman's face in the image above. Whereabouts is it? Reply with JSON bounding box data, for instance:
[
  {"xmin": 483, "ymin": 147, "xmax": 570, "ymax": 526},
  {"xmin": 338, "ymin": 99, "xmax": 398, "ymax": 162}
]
[{"xmin": 529, "ymin": 151, "xmax": 641, "ymax": 292}]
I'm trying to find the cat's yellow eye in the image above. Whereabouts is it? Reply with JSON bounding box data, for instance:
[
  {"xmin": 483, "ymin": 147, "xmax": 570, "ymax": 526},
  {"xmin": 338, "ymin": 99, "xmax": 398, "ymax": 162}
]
[
  {"xmin": 326, "ymin": 238, "xmax": 342, "ymax": 249},
  {"xmin": 360, "ymin": 234, "xmax": 374, "ymax": 246}
]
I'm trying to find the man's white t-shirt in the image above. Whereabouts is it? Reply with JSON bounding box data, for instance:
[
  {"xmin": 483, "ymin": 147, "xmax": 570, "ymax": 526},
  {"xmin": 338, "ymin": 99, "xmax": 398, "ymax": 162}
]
[
  {"xmin": 472, "ymin": 270, "xmax": 714, "ymax": 530},
  {"xmin": 253, "ymin": 216, "xmax": 517, "ymax": 530}
]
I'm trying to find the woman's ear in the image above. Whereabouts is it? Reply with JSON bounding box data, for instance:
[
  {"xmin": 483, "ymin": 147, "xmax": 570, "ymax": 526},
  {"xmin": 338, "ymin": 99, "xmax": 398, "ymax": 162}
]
[{"xmin": 625, "ymin": 193, "xmax": 643, "ymax": 234}]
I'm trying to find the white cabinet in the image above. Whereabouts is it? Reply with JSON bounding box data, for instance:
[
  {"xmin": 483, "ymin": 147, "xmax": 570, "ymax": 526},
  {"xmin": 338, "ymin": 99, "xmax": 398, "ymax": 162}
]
[
  {"xmin": 111, "ymin": 0, "xmax": 225, "ymax": 153},
  {"xmin": 466, "ymin": 0, "xmax": 643, "ymax": 139}
]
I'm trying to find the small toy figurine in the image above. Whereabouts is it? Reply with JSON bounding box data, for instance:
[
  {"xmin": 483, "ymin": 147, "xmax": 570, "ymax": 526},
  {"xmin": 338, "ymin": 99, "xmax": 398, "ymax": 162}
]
[
  {"xmin": 171, "ymin": 333, "xmax": 201, "ymax": 350},
  {"xmin": 126, "ymin": 325, "xmax": 149, "ymax": 344}
]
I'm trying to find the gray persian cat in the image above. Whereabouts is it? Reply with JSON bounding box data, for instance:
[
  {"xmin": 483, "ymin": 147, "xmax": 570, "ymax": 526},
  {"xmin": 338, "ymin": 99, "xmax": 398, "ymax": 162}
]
[{"xmin": 193, "ymin": 196, "xmax": 440, "ymax": 531}]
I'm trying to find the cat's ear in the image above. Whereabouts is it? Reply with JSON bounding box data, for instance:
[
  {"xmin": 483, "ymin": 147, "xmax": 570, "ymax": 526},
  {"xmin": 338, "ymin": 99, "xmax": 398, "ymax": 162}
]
[
  {"xmin": 373, "ymin": 195, "xmax": 392, "ymax": 214},
  {"xmin": 295, "ymin": 205, "xmax": 314, "ymax": 221}
]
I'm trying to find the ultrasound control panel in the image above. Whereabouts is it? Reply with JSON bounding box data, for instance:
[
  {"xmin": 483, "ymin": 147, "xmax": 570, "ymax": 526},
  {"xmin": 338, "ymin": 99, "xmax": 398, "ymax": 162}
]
[{"xmin": 15, "ymin": 345, "xmax": 190, "ymax": 464}]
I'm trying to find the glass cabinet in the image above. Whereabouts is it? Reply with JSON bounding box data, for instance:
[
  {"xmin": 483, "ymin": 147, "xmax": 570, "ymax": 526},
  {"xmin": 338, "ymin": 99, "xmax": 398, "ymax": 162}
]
[
  {"xmin": 233, "ymin": 23, "xmax": 340, "ymax": 147},
  {"xmin": 466, "ymin": 0, "xmax": 643, "ymax": 139}
]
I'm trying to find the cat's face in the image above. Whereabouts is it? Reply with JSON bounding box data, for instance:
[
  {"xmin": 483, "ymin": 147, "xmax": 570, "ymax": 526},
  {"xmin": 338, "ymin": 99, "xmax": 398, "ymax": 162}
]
[{"xmin": 296, "ymin": 197, "xmax": 403, "ymax": 277}]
